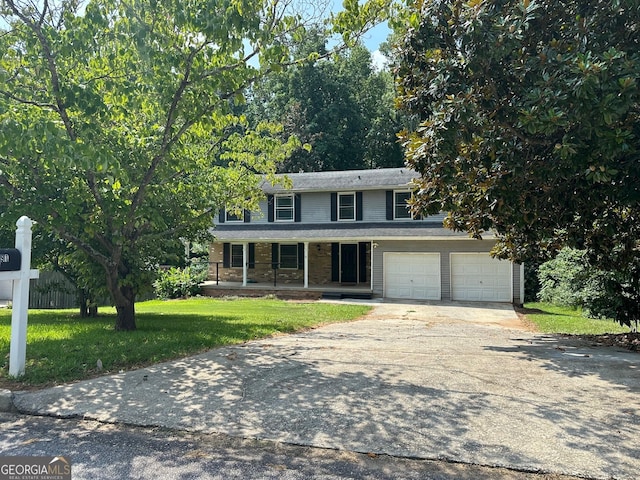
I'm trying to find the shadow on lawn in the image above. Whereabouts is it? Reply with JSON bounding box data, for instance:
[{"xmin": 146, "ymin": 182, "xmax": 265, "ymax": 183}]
[{"xmin": 0, "ymin": 311, "xmax": 302, "ymax": 388}]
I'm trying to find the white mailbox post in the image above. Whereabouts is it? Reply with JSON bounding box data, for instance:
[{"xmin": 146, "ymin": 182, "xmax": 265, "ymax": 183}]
[{"xmin": 1, "ymin": 217, "xmax": 40, "ymax": 377}]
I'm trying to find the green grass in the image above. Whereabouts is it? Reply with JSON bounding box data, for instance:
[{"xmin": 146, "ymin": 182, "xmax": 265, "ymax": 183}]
[
  {"xmin": 0, "ymin": 298, "xmax": 370, "ymax": 388},
  {"xmin": 524, "ymin": 302, "xmax": 632, "ymax": 335}
]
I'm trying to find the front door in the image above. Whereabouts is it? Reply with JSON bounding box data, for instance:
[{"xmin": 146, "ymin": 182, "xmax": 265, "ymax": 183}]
[{"xmin": 340, "ymin": 243, "xmax": 358, "ymax": 283}]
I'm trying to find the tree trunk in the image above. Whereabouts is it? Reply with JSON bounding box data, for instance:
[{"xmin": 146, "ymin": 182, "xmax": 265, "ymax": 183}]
[
  {"xmin": 106, "ymin": 267, "xmax": 137, "ymax": 331},
  {"xmin": 115, "ymin": 292, "xmax": 136, "ymax": 331}
]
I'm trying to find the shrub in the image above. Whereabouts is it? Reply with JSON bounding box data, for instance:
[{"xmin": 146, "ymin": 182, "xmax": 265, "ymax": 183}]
[
  {"xmin": 537, "ymin": 248, "xmax": 589, "ymax": 307},
  {"xmin": 537, "ymin": 248, "xmax": 639, "ymax": 330},
  {"xmin": 153, "ymin": 266, "xmax": 206, "ymax": 300}
]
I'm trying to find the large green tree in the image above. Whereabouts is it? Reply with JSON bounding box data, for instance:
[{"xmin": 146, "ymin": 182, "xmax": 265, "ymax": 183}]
[
  {"xmin": 0, "ymin": 0, "xmax": 389, "ymax": 330},
  {"xmin": 396, "ymin": 0, "xmax": 640, "ymax": 324},
  {"xmin": 247, "ymin": 31, "xmax": 404, "ymax": 172}
]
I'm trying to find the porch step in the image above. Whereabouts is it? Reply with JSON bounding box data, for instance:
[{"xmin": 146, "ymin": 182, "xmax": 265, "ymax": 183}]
[{"xmin": 322, "ymin": 291, "xmax": 373, "ymax": 300}]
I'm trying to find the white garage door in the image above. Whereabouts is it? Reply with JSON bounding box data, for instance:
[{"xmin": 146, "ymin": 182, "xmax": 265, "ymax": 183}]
[
  {"xmin": 450, "ymin": 253, "xmax": 512, "ymax": 302},
  {"xmin": 384, "ymin": 253, "xmax": 441, "ymax": 300}
]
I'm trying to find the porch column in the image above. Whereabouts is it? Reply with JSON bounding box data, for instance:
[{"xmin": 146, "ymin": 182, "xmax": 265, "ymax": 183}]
[
  {"xmin": 304, "ymin": 242, "xmax": 309, "ymax": 288},
  {"xmin": 242, "ymin": 242, "xmax": 248, "ymax": 287},
  {"xmin": 370, "ymin": 240, "xmax": 375, "ymax": 292}
]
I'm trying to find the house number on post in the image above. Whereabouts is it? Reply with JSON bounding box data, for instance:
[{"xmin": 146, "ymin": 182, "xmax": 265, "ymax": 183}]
[{"xmin": 0, "ymin": 248, "xmax": 22, "ymax": 271}]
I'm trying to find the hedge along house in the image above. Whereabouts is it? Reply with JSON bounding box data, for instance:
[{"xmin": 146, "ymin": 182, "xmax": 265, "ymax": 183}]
[{"xmin": 205, "ymin": 168, "xmax": 524, "ymax": 303}]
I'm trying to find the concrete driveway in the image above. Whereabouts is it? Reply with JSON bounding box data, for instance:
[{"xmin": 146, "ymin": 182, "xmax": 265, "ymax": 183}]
[{"xmin": 13, "ymin": 301, "xmax": 640, "ymax": 479}]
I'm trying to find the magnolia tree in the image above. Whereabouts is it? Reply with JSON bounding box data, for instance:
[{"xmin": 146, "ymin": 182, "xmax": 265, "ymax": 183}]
[
  {"xmin": 396, "ymin": 0, "xmax": 640, "ymax": 326},
  {"xmin": 0, "ymin": 0, "xmax": 391, "ymax": 330}
]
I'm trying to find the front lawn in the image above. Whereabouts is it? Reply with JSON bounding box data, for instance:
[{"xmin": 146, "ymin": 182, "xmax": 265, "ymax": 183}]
[
  {"xmin": 0, "ymin": 298, "xmax": 370, "ymax": 388},
  {"xmin": 523, "ymin": 302, "xmax": 632, "ymax": 335}
]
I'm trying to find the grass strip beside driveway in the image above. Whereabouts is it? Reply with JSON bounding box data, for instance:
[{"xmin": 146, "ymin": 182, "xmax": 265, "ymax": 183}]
[
  {"xmin": 0, "ymin": 298, "xmax": 370, "ymax": 389},
  {"xmin": 523, "ymin": 302, "xmax": 632, "ymax": 334}
]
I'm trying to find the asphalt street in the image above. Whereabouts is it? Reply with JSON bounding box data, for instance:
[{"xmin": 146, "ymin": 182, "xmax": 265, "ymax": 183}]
[{"xmin": 0, "ymin": 412, "xmax": 581, "ymax": 480}]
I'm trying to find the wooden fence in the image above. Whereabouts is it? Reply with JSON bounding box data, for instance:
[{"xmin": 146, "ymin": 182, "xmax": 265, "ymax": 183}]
[{"xmin": 28, "ymin": 271, "xmax": 77, "ymax": 309}]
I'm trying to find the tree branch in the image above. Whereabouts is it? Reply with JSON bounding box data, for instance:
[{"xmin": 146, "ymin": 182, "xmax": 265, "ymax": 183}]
[{"xmin": 5, "ymin": 0, "xmax": 77, "ymax": 141}]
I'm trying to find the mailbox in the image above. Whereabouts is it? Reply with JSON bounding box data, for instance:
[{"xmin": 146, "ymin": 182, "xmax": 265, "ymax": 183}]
[{"xmin": 0, "ymin": 248, "xmax": 21, "ymax": 271}]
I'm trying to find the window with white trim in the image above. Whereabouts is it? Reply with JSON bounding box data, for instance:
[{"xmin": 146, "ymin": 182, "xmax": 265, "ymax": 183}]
[
  {"xmin": 338, "ymin": 193, "xmax": 355, "ymax": 221},
  {"xmin": 394, "ymin": 191, "xmax": 412, "ymax": 219},
  {"xmin": 275, "ymin": 194, "xmax": 294, "ymax": 222},
  {"xmin": 231, "ymin": 244, "xmax": 244, "ymax": 268},
  {"xmin": 279, "ymin": 244, "xmax": 298, "ymax": 269}
]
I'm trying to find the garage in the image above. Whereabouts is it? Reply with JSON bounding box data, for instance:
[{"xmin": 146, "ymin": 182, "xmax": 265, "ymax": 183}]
[
  {"xmin": 450, "ymin": 253, "xmax": 512, "ymax": 302},
  {"xmin": 384, "ymin": 253, "xmax": 441, "ymax": 300}
]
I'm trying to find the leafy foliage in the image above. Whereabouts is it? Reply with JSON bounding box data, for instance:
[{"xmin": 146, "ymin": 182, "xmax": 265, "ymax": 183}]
[
  {"xmin": 537, "ymin": 248, "xmax": 640, "ymax": 330},
  {"xmin": 0, "ymin": 0, "xmax": 342, "ymax": 330},
  {"xmin": 396, "ymin": 0, "xmax": 640, "ymax": 326},
  {"xmin": 246, "ymin": 31, "xmax": 404, "ymax": 172},
  {"xmin": 153, "ymin": 266, "xmax": 206, "ymax": 300},
  {"xmin": 538, "ymin": 248, "xmax": 591, "ymax": 307}
]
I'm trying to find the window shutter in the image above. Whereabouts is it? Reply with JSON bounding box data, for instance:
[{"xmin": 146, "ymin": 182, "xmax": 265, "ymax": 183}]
[
  {"xmin": 385, "ymin": 191, "xmax": 393, "ymax": 220},
  {"xmin": 294, "ymin": 194, "xmax": 302, "ymax": 222},
  {"xmin": 271, "ymin": 243, "xmax": 279, "ymax": 269},
  {"xmin": 330, "ymin": 193, "xmax": 338, "ymax": 222},
  {"xmin": 223, "ymin": 243, "xmax": 230, "ymax": 268},
  {"xmin": 331, "ymin": 243, "xmax": 340, "ymax": 281},
  {"xmin": 356, "ymin": 192, "xmax": 363, "ymax": 221},
  {"xmin": 297, "ymin": 243, "xmax": 304, "ymax": 270},
  {"xmin": 268, "ymin": 195, "xmax": 274, "ymax": 222},
  {"xmin": 359, "ymin": 242, "xmax": 367, "ymax": 281},
  {"xmin": 248, "ymin": 243, "xmax": 255, "ymax": 269},
  {"xmin": 244, "ymin": 210, "xmax": 251, "ymax": 223},
  {"xmin": 219, "ymin": 209, "xmax": 226, "ymax": 223}
]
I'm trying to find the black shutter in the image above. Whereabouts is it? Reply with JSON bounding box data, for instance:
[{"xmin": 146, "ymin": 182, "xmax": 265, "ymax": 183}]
[
  {"xmin": 244, "ymin": 210, "xmax": 251, "ymax": 223},
  {"xmin": 223, "ymin": 243, "xmax": 230, "ymax": 268},
  {"xmin": 359, "ymin": 242, "xmax": 367, "ymax": 281},
  {"xmin": 331, "ymin": 193, "xmax": 338, "ymax": 222},
  {"xmin": 294, "ymin": 194, "xmax": 302, "ymax": 222},
  {"xmin": 297, "ymin": 243, "xmax": 304, "ymax": 270},
  {"xmin": 268, "ymin": 194, "xmax": 274, "ymax": 222},
  {"xmin": 356, "ymin": 192, "xmax": 363, "ymax": 221},
  {"xmin": 219, "ymin": 209, "xmax": 226, "ymax": 223},
  {"xmin": 271, "ymin": 243, "xmax": 279, "ymax": 269},
  {"xmin": 248, "ymin": 243, "xmax": 255, "ymax": 269},
  {"xmin": 331, "ymin": 243, "xmax": 340, "ymax": 281},
  {"xmin": 386, "ymin": 190, "xmax": 393, "ymax": 220}
]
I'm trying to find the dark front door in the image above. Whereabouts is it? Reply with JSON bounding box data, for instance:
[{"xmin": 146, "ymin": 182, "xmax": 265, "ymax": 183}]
[{"xmin": 340, "ymin": 243, "xmax": 358, "ymax": 283}]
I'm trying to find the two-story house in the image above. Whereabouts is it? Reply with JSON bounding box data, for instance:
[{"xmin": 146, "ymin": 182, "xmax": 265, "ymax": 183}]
[{"xmin": 206, "ymin": 168, "xmax": 524, "ymax": 303}]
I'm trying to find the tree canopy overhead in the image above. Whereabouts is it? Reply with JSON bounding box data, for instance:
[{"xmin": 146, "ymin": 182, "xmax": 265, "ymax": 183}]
[
  {"xmin": 246, "ymin": 29, "xmax": 404, "ymax": 172},
  {"xmin": 0, "ymin": 0, "xmax": 390, "ymax": 330},
  {"xmin": 396, "ymin": 0, "xmax": 640, "ymax": 325},
  {"xmin": 397, "ymin": 0, "xmax": 639, "ymax": 260}
]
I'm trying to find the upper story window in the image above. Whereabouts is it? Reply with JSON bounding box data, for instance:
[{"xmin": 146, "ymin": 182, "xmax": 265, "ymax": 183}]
[
  {"xmin": 275, "ymin": 194, "xmax": 294, "ymax": 222},
  {"xmin": 338, "ymin": 193, "xmax": 356, "ymax": 221},
  {"xmin": 394, "ymin": 191, "xmax": 412, "ymax": 219},
  {"xmin": 225, "ymin": 210, "xmax": 244, "ymax": 223}
]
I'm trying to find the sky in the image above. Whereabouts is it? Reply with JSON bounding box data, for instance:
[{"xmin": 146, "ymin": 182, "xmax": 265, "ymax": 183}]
[
  {"xmin": 328, "ymin": 0, "xmax": 393, "ymax": 70},
  {"xmin": 364, "ymin": 21, "xmax": 391, "ymax": 70}
]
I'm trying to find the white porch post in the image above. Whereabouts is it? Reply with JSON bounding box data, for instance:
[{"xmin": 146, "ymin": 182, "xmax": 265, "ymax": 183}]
[
  {"xmin": 304, "ymin": 242, "xmax": 309, "ymax": 289},
  {"xmin": 242, "ymin": 243, "xmax": 248, "ymax": 287},
  {"xmin": 370, "ymin": 240, "xmax": 375, "ymax": 292}
]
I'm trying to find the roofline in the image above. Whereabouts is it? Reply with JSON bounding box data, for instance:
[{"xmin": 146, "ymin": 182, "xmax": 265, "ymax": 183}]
[{"xmin": 211, "ymin": 236, "xmax": 497, "ymax": 243}]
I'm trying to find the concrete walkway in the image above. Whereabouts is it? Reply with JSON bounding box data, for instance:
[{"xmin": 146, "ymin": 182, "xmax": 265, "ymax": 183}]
[{"xmin": 12, "ymin": 301, "xmax": 640, "ymax": 479}]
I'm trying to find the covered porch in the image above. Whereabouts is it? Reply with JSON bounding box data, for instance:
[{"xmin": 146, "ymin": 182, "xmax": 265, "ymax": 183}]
[{"xmin": 206, "ymin": 240, "xmax": 374, "ymax": 299}]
